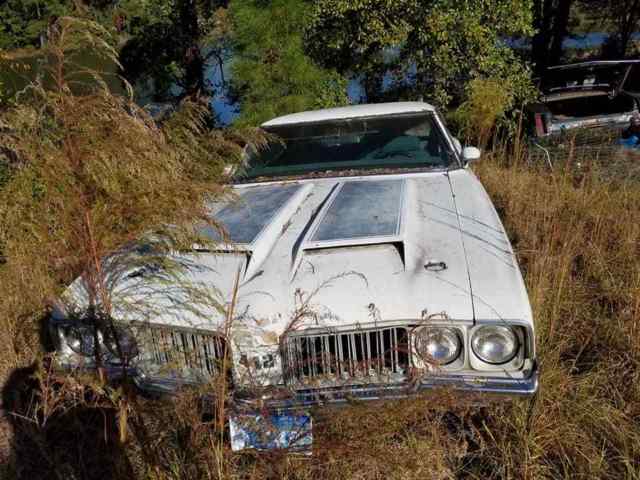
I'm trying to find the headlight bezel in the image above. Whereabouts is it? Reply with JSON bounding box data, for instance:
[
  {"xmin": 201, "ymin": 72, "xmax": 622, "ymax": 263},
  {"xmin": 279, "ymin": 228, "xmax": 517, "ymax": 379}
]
[
  {"xmin": 60, "ymin": 324, "xmax": 100, "ymax": 358},
  {"xmin": 470, "ymin": 324, "xmax": 522, "ymax": 367},
  {"xmin": 58, "ymin": 321, "xmax": 139, "ymax": 363},
  {"xmin": 410, "ymin": 322, "xmax": 529, "ymax": 372},
  {"xmin": 102, "ymin": 324, "xmax": 140, "ymax": 361},
  {"xmin": 413, "ymin": 326, "xmax": 463, "ymax": 366}
]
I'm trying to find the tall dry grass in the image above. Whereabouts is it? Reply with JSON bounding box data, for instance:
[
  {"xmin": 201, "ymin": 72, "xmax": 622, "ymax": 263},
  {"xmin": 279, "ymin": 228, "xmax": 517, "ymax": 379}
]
[
  {"xmin": 2, "ymin": 150, "xmax": 640, "ymax": 479},
  {"xmin": 467, "ymin": 154, "xmax": 640, "ymax": 479}
]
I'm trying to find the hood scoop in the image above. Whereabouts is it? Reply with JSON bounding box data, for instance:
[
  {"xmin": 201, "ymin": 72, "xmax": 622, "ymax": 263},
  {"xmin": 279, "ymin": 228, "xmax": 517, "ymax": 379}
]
[
  {"xmin": 292, "ymin": 179, "xmax": 407, "ymax": 278},
  {"xmin": 204, "ymin": 183, "xmax": 302, "ymax": 245},
  {"xmin": 203, "ymin": 182, "xmax": 313, "ymax": 281}
]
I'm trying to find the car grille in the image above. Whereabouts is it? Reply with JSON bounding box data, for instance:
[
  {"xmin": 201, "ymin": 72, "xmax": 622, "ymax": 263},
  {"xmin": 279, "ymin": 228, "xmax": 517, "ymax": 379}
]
[
  {"xmin": 282, "ymin": 327, "xmax": 410, "ymax": 386},
  {"xmin": 134, "ymin": 324, "xmax": 227, "ymax": 380}
]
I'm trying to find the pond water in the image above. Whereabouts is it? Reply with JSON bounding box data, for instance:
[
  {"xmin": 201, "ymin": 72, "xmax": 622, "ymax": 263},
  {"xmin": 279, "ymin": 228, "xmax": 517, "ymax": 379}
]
[
  {"xmin": 0, "ymin": 47, "xmax": 242, "ymax": 125},
  {"xmin": 508, "ymin": 32, "xmax": 640, "ymax": 50}
]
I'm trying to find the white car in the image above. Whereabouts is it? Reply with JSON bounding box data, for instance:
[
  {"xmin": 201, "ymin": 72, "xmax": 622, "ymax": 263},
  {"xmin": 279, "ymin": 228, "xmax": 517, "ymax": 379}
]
[{"xmin": 50, "ymin": 102, "xmax": 538, "ymax": 411}]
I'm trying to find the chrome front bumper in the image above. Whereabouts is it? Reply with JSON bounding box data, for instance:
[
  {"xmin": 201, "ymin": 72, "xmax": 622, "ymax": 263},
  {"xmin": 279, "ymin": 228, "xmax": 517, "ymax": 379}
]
[
  {"xmin": 238, "ymin": 362, "xmax": 539, "ymax": 410},
  {"xmin": 54, "ymin": 360, "xmax": 538, "ymax": 407},
  {"xmin": 130, "ymin": 363, "xmax": 539, "ymax": 409}
]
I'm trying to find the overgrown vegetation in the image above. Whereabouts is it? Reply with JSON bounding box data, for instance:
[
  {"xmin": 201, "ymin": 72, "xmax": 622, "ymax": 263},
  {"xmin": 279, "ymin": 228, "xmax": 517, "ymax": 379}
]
[
  {"xmin": 0, "ymin": 15, "xmax": 261, "ymax": 403},
  {"xmin": 450, "ymin": 78, "xmax": 520, "ymax": 148},
  {"xmin": 0, "ymin": 0, "xmax": 71, "ymax": 50}
]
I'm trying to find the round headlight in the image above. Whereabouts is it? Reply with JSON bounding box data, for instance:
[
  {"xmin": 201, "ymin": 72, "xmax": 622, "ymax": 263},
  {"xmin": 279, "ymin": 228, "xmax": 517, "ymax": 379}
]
[
  {"xmin": 62, "ymin": 325, "xmax": 98, "ymax": 357},
  {"xmin": 414, "ymin": 327, "xmax": 461, "ymax": 365},
  {"xmin": 471, "ymin": 325, "xmax": 519, "ymax": 364},
  {"xmin": 103, "ymin": 325, "xmax": 139, "ymax": 360}
]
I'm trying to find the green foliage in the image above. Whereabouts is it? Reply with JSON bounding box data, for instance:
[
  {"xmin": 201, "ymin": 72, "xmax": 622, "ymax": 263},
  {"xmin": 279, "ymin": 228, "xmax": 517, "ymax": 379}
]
[
  {"xmin": 0, "ymin": 0, "xmax": 225, "ymax": 103},
  {"xmin": 410, "ymin": 0, "xmax": 535, "ymax": 108},
  {"xmin": 585, "ymin": 0, "xmax": 640, "ymax": 56},
  {"xmin": 305, "ymin": 0, "xmax": 415, "ymax": 100},
  {"xmin": 306, "ymin": 0, "xmax": 536, "ymax": 111},
  {"xmin": 229, "ymin": 0, "xmax": 349, "ymax": 126},
  {"xmin": 118, "ymin": 0, "xmax": 229, "ymax": 102},
  {"xmin": 116, "ymin": 0, "xmax": 187, "ymax": 101},
  {"xmin": 0, "ymin": 0, "xmax": 72, "ymax": 49},
  {"xmin": 115, "ymin": 0, "xmax": 174, "ymax": 37},
  {"xmin": 451, "ymin": 76, "xmax": 533, "ymax": 146}
]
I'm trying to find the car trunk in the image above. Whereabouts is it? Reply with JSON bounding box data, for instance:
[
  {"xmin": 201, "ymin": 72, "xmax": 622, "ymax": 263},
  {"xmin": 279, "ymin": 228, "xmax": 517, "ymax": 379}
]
[
  {"xmin": 530, "ymin": 61, "xmax": 640, "ymax": 136},
  {"xmin": 546, "ymin": 92, "xmax": 635, "ymax": 120}
]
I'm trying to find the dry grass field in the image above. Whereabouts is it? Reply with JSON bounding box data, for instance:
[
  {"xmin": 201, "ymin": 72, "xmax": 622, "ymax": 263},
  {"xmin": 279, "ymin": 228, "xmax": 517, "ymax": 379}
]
[{"xmin": 1, "ymin": 148, "xmax": 639, "ymax": 479}]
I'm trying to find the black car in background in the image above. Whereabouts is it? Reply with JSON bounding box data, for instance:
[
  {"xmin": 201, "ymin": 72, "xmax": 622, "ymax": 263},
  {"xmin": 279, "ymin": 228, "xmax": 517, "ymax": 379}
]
[{"xmin": 527, "ymin": 60, "xmax": 640, "ymax": 139}]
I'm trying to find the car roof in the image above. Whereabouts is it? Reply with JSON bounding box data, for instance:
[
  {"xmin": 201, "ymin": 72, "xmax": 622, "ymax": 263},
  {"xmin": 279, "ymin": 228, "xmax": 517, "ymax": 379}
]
[{"xmin": 261, "ymin": 102, "xmax": 436, "ymax": 127}]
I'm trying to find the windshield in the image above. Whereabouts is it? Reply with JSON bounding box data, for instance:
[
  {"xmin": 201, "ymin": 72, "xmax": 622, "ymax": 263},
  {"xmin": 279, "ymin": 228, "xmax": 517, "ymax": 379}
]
[{"xmin": 240, "ymin": 113, "xmax": 457, "ymax": 180}]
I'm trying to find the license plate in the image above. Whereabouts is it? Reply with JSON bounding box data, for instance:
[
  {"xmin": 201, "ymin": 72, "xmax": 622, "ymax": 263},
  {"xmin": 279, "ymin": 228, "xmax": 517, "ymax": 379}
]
[{"xmin": 229, "ymin": 412, "xmax": 313, "ymax": 452}]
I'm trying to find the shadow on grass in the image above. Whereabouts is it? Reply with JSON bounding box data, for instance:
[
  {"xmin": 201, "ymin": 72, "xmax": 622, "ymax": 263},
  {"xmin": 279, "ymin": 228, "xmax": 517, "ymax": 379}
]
[{"xmin": 2, "ymin": 363, "xmax": 134, "ymax": 479}]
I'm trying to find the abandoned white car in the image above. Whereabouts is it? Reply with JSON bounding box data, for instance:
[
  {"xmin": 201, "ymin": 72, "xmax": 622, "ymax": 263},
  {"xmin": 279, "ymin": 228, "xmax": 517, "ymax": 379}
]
[{"xmin": 50, "ymin": 102, "xmax": 538, "ymax": 417}]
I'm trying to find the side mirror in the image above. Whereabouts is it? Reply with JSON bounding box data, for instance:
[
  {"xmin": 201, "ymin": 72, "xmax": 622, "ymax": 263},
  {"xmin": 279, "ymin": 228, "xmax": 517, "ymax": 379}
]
[{"xmin": 462, "ymin": 146, "xmax": 481, "ymax": 164}]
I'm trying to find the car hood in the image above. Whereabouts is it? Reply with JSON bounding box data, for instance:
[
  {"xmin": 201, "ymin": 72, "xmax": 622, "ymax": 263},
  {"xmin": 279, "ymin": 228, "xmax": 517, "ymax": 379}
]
[{"xmin": 57, "ymin": 170, "xmax": 533, "ymax": 342}]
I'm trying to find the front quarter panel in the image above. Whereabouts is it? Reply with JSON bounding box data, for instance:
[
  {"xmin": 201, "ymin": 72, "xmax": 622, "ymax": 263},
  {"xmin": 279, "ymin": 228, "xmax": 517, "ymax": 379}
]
[{"xmin": 448, "ymin": 169, "xmax": 535, "ymax": 346}]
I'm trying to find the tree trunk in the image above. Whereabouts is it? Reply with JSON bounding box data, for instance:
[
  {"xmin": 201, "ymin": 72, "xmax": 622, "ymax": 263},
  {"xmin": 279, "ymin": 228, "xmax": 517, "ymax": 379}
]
[
  {"xmin": 363, "ymin": 70, "xmax": 384, "ymax": 103},
  {"xmin": 618, "ymin": 0, "xmax": 640, "ymax": 56},
  {"xmin": 549, "ymin": 0, "xmax": 573, "ymax": 67},
  {"xmin": 532, "ymin": 0, "xmax": 555, "ymax": 75},
  {"xmin": 179, "ymin": 0, "xmax": 205, "ymax": 98}
]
